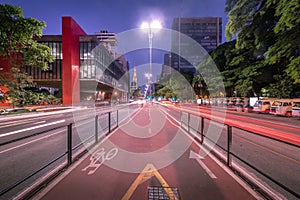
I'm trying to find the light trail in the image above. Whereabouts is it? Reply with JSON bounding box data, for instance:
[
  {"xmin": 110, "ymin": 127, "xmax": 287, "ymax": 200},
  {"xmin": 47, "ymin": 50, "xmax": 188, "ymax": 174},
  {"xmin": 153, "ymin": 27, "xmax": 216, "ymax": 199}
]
[
  {"xmin": 0, "ymin": 129, "xmax": 64, "ymax": 154},
  {"xmin": 0, "ymin": 120, "xmax": 65, "ymax": 138}
]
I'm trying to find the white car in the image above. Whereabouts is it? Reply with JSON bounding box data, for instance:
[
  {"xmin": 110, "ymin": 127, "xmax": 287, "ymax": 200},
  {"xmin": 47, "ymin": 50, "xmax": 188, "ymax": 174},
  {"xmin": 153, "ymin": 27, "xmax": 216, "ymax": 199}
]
[
  {"xmin": 269, "ymin": 99, "xmax": 293, "ymax": 116},
  {"xmin": 292, "ymin": 99, "xmax": 300, "ymax": 117},
  {"xmin": 0, "ymin": 109, "xmax": 8, "ymax": 115}
]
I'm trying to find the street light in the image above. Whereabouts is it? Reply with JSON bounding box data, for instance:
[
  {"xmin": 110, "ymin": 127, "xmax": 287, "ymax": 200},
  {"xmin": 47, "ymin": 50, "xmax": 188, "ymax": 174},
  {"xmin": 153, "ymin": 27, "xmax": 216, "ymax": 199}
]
[
  {"xmin": 144, "ymin": 73, "xmax": 152, "ymax": 98},
  {"xmin": 141, "ymin": 20, "xmax": 162, "ymax": 98},
  {"xmin": 144, "ymin": 73, "xmax": 152, "ymax": 83}
]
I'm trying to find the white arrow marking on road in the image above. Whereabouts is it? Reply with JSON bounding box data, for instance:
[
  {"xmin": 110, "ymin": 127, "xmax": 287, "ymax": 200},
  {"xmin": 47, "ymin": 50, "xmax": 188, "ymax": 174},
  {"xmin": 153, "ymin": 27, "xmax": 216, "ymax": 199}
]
[
  {"xmin": 189, "ymin": 150, "xmax": 217, "ymax": 179},
  {"xmin": 0, "ymin": 120, "xmax": 66, "ymax": 138}
]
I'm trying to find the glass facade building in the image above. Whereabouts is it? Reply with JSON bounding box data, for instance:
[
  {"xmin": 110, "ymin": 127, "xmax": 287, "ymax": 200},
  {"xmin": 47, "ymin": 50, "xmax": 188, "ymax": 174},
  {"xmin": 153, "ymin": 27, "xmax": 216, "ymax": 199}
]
[
  {"xmin": 23, "ymin": 36, "xmax": 63, "ymax": 89},
  {"xmin": 171, "ymin": 17, "xmax": 222, "ymax": 73},
  {"xmin": 79, "ymin": 35, "xmax": 129, "ymax": 102},
  {"xmin": 23, "ymin": 34, "xmax": 129, "ymax": 103}
]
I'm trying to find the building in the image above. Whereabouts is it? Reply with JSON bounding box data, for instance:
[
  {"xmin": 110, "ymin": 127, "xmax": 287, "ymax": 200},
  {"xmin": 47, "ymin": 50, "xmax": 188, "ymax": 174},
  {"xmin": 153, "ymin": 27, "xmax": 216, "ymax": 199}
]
[
  {"xmin": 130, "ymin": 66, "xmax": 138, "ymax": 95},
  {"xmin": 162, "ymin": 53, "xmax": 172, "ymax": 78},
  {"xmin": 1, "ymin": 16, "xmax": 129, "ymax": 106},
  {"xmin": 95, "ymin": 30, "xmax": 118, "ymax": 59},
  {"xmin": 171, "ymin": 17, "xmax": 222, "ymax": 73}
]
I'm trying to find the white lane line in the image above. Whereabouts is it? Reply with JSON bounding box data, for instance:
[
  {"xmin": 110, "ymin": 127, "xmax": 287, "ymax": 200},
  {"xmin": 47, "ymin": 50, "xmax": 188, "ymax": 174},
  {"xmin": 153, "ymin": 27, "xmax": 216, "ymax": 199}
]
[
  {"xmin": 1, "ymin": 119, "xmax": 33, "ymax": 126},
  {"xmin": 0, "ymin": 115, "xmax": 60, "ymax": 125},
  {"xmin": 0, "ymin": 129, "xmax": 64, "ymax": 154},
  {"xmin": 1, "ymin": 120, "xmax": 46, "ymax": 128},
  {"xmin": 0, "ymin": 120, "xmax": 65, "ymax": 138},
  {"xmin": 189, "ymin": 150, "xmax": 217, "ymax": 179}
]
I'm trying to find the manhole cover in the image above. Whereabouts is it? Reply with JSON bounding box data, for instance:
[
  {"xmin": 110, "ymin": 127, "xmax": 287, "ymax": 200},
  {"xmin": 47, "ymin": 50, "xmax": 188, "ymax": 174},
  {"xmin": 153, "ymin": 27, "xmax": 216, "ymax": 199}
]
[{"xmin": 148, "ymin": 186, "xmax": 181, "ymax": 200}]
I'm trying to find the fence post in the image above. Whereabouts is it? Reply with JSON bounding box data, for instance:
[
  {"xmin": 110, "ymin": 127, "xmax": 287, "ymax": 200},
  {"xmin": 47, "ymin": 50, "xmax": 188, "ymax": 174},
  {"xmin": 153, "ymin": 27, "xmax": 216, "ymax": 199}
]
[
  {"xmin": 108, "ymin": 111, "xmax": 111, "ymax": 133},
  {"xmin": 67, "ymin": 123, "xmax": 73, "ymax": 166},
  {"xmin": 180, "ymin": 111, "xmax": 182, "ymax": 127},
  {"xmin": 117, "ymin": 110, "xmax": 119, "ymax": 128},
  {"xmin": 95, "ymin": 115, "xmax": 98, "ymax": 143},
  {"xmin": 227, "ymin": 125, "xmax": 232, "ymax": 167},
  {"xmin": 200, "ymin": 117, "xmax": 204, "ymax": 144},
  {"xmin": 188, "ymin": 113, "xmax": 190, "ymax": 134}
]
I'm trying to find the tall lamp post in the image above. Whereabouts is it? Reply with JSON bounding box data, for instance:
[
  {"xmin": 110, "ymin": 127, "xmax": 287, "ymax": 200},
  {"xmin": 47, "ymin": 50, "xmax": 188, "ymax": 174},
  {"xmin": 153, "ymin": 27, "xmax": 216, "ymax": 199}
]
[
  {"xmin": 144, "ymin": 73, "xmax": 152, "ymax": 98},
  {"xmin": 141, "ymin": 20, "xmax": 162, "ymax": 98}
]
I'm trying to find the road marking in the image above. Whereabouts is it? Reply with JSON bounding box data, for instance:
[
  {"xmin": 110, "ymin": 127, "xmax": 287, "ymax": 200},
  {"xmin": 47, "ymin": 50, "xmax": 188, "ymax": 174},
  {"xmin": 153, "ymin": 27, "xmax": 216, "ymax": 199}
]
[
  {"xmin": 121, "ymin": 163, "xmax": 178, "ymax": 200},
  {"xmin": 0, "ymin": 120, "xmax": 47, "ymax": 129},
  {"xmin": 0, "ymin": 129, "xmax": 64, "ymax": 154},
  {"xmin": 82, "ymin": 147, "xmax": 118, "ymax": 175},
  {"xmin": 0, "ymin": 120, "xmax": 65, "ymax": 138},
  {"xmin": 0, "ymin": 120, "xmax": 46, "ymax": 130},
  {"xmin": 158, "ymin": 107, "xmax": 180, "ymax": 127},
  {"xmin": 189, "ymin": 150, "xmax": 217, "ymax": 179}
]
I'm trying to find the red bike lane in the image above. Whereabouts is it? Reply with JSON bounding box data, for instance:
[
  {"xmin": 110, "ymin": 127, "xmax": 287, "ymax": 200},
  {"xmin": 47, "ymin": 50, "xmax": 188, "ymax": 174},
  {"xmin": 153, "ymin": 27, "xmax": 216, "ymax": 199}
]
[{"xmin": 32, "ymin": 104, "xmax": 262, "ymax": 200}]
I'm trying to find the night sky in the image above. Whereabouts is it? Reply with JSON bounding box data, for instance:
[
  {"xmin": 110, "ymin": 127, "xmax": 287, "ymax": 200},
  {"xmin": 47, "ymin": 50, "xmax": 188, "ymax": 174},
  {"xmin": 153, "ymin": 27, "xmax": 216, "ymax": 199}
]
[{"xmin": 1, "ymin": 0, "xmax": 228, "ymax": 85}]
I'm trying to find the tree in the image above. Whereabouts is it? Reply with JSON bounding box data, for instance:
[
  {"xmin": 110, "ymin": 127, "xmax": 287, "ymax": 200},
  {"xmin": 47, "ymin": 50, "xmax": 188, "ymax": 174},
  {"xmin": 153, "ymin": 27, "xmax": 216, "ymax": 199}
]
[
  {"xmin": 224, "ymin": 0, "xmax": 300, "ymax": 98},
  {"xmin": 156, "ymin": 86, "xmax": 175, "ymax": 99},
  {"xmin": 264, "ymin": 74, "xmax": 294, "ymax": 98},
  {"xmin": 0, "ymin": 4, "xmax": 53, "ymax": 68},
  {"xmin": 131, "ymin": 88, "xmax": 143, "ymax": 99},
  {"xmin": 1, "ymin": 67, "xmax": 40, "ymax": 106},
  {"xmin": 0, "ymin": 4, "xmax": 54, "ymax": 106},
  {"xmin": 263, "ymin": 0, "xmax": 300, "ymax": 83}
]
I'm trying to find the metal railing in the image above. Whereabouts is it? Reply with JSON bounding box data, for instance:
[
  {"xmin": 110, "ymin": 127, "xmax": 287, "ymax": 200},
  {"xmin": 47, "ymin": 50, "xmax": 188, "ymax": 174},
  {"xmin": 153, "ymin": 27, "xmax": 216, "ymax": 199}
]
[
  {"xmin": 0, "ymin": 106, "xmax": 131, "ymax": 199},
  {"xmin": 180, "ymin": 111, "xmax": 300, "ymax": 199}
]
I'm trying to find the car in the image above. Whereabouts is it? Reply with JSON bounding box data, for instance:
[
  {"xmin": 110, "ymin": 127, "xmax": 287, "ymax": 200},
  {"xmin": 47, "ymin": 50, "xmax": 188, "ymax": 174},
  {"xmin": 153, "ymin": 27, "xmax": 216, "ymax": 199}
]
[
  {"xmin": 95, "ymin": 100, "xmax": 110, "ymax": 107},
  {"xmin": 253, "ymin": 99, "xmax": 274, "ymax": 113},
  {"xmin": 269, "ymin": 99, "xmax": 293, "ymax": 116},
  {"xmin": 292, "ymin": 99, "xmax": 300, "ymax": 117},
  {"xmin": 0, "ymin": 109, "xmax": 8, "ymax": 115}
]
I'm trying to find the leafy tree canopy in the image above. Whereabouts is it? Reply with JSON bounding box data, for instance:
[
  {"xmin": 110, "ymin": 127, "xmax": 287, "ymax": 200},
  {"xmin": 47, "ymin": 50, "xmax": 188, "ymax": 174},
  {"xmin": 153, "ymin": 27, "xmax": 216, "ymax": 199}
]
[
  {"xmin": 0, "ymin": 4, "xmax": 53, "ymax": 69},
  {"xmin": 222, "ymin": 0, "xmax": 300, "ymax": 98},
  {"xmin": 0, "ymin": 4, "xmax": 54, "ymax": 106}
]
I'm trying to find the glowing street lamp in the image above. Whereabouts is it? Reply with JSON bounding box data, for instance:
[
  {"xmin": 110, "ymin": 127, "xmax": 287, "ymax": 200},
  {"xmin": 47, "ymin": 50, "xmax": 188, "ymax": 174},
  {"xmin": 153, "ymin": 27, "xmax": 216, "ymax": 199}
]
[
  {"xmin": 141, "ymin": 20, "xmax": 162, "ymax": 97},
  {"xmin": 144, "ymin": 73, "xmax": 152, "ymax": 99},
  {"xmin": 144, "ymin": 72, "xmax": 152, "ymax": 83}
]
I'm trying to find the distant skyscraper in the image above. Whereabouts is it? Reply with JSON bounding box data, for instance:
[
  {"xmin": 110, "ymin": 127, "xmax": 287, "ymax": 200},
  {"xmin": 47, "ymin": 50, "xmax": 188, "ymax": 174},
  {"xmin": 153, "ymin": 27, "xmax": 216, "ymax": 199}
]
[
  {"xmin": 130, "ymin": 66, "xmax": 138, "ymax": 94},
  {"xmin": 171, "ymin": 17, "xmax": 222, "ymax": 73},
  {"xmin": 160, "ymin": 54, "xmax": 172, "ymax": 80}
]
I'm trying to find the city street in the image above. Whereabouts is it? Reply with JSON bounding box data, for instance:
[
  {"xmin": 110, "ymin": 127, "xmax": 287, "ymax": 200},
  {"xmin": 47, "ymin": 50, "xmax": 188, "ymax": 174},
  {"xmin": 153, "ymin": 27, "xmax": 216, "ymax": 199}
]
[
  {"xmin": 0, "ymin": 103, "xmax": 299, "ymax": 199},
  {"xmin": 1, "ymin": 1, "xmax": 300, "ymax": 200},
  {"xmin": 30, "ymin": 103, "xmax": 261, "ymax": 200}
]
